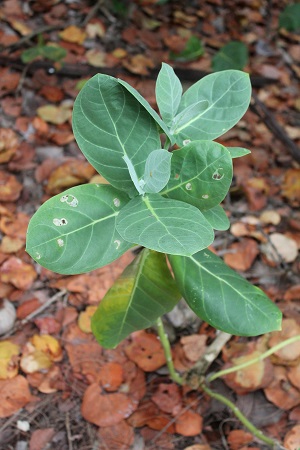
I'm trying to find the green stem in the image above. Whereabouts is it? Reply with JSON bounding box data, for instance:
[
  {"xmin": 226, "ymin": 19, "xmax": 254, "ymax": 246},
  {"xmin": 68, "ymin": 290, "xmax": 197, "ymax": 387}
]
[
  {"xmin": 201, "ymin": 384, "xmax": 277, "ymax": 447},
  {"xmin": 156, "ymin": 317, "xmax": 183, "ymax": 385},
  {"xmin": 208, "ymin": 335, "xmax": 300, "ymax": 383}
]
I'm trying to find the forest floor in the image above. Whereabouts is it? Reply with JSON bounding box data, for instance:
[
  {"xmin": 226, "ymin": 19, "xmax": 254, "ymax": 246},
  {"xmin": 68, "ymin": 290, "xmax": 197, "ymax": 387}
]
[{"xmin": 0, "ymin": 1, "xmax": 300, "ymax": 449}]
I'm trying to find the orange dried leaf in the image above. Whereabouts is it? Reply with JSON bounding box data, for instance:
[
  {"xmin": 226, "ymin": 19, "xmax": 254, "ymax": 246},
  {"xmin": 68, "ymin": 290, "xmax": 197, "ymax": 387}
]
[
  {"xmin": 0, "ymin": 375, "xmax": 32, "ymax": 418},
  {"xmin": 282, "ymin": 169, "xmax": 300, "ymax": 207},
  {"xmin": 0, "ymin": 341, "xmax": 19, "ymax": 380},
  {"xmin": 268, "ymin": 319, "xmax": 300, "ymax": 364},
  {"xmin": 264, "ymin": 366, "xmax": 300, "ymax": 410},
  {"xmin": 224, "ymin": 238, "xmax": 259, "ymax": 271},
  {"xmin": 181, "ymin": 334, "xmax": 207, "ymax": 362},
  {"xmin": 152, "ymin": 383, "xmax": 182, "ymax": 415},
  {"xmin": 227, "ymin": 429, "xmax": 253, "ymax": 450},
  {"xmin": 81, "ymin": 383, "xmax": 136, "ymax": 426},
  {"xmin": 0, "ymin": 257, "xmax": 37, "ymax": 290},
  {"xmin": 284, "ymin": 424, "xmax": 300, "ymax": 450},
  {"xmin": 31, "ymin": 335, "xmax": 63, "ymax": 362},
  {"xmin": 29, "ymin": 428, "xmax": 55, "ymax": 450},
  {"xmin": 78, "ymin": 305, "xmax": 97, "ymax": 333},
  {"xmin": 0, "ymin": 171, "xmax": 22, "ymax": 202},
  {"xmin": 59, "ymin": 25, "xmax": 86, "ymax": 44},
  {"xmin": 98, "ymin": 420, "xmax": 134, "ymax": 450},
  {"xmin": 0, "ymin": 236, "xmax": 24, "ymax": 254},
  {"xmin": 0, "ymin": 212, "xmax": 29, "ymax": 240},
  {"xmin": 46, "ymin": 159, "xmax": 96, "ymax": 195},
  {"xmin": 99, "ymin": 362, "xmax": 124, "ymax": 392},
  {"xmin": 175, "ymin": 410, "xmax": 203, "ymax": 436},
  {"xmin": 0, "ymin": 128, "xmax": 18, "ymax": 163},
  {"xmin": 20, "ymin": 343, "xmax": 52, "ymax": 374},
  {"xmin": 125, "ymin": 331, "xmax": 166, "ymax": 371},
  {"xmin": 288, "ymin": 363, "xmax": 300, "ymax": 390}
]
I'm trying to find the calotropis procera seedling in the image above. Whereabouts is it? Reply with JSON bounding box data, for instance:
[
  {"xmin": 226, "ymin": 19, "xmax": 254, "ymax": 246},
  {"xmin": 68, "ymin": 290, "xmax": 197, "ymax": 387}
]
[{"xmin": 26, "ymin": 63, "xmax": 282, "ymax": 350}]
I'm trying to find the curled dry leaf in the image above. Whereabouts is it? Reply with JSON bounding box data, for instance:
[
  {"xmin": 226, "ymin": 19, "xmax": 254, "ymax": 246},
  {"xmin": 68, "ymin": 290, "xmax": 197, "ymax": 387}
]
[
  {"xmin": 0, "ymin": 257, "xmax": 37, "ymax": 290},
  {"xmin": 0, "ymin": 340, "xmax": 19, "ymax": 379},
  {"xmin": 37, "ymin": 103, "xmax": 72, "ymax": 125},
  {"xmin": 282, "ymin": 169, "xmax": 300, "ymax": 207},
  {"xmin": 264, "ymin": 366, "xmax": 300, "ymax": 410},
  {"xmin": 125, "ymin": 331, "xmax": 166, "ymax": 372},
  {"xmin": 59, "ymin": 25, "xmax": 86, "ymax": 44},
  {"xmin": 0, "ymin": 375, "xmax": 32, "ymax": 418},
  {"xmin": 284, "ymin": 424, "xmax": 300, "ymax": 450},
  {"xmin": 98, "ymin": 420, "xmax": 134, "ymax": 450},
  {"xmin": 175, "ymin": 410, "xmax": 203, "ymax": 436},
  {"xmin": 0, "ymin": 212, "xmax": 30, "ymax": 240},
  {"xmin": 152, "ymin": 383, "xmax": 182, "ymax": 415},
  {"xmin": 122, "ymin": 54, "xmax": 155, "ymax": 75},
  {"xmin": 227, "ymin": 429, "xmax": 253, "ymax": 450},
  {"xmin": 29, "ymin": 428, "xmax": 55, "ymax": 450},
  {"xmin": 17, "ymin": 297, "xmax": 41, "ymax": 320},
  {"xmin": 46, "ymin": 159, "xmax": 96, "ymax": 195},
  {"xmin": 21, "ymin": 334, "xmax": 62, "ymax": 374},
  {"xmin": 81, "ymin": 383, "xmax": 137, "ymax": 427},
  {"xmin": 223, "ymin": 349, "xmax": 274, "ymax": 395},
  {"xmin": 261, "ymin": 233, "xmax": 298, "ymax": 264},
  {"xmin": 27, "ymin": 365, "xmax": 64, "ymax": 394},
  {"xmin": 242, "ymin": 177, "xmax": 269, "ymax": 211},
  {"xmin": 181, "ymin": 334, "xmax": 207, "ymax": 362},
  {"xmin": 0, "ymin": 171, "xmax": 22, "ymax": 202},
  {"xmin": 224, "ymin": 238, "xmax": 259, "ymax": 271},
  {"xmin": 288, "ymin": 363, "xmax": 300, "ymax": 390},
  {"xmin": 86, "ymin": 49, "xmax": 106, "ymax": 67},
  {"xmin": 78, "ymin": 305, "xmax": 97, "ymax": 333},
  {"xmin": 99, "ymin": 361, "xmax": 124, "ymax": 392},
  {"xmin": 259, "ymin": 210, "xmax": 281, "ymax": 225},
  {"xmin": 268, "ymin": 318, "xmax": 300, "ymax": 364},
  {"xmin": 0, "ymin": 128, "xmax": 18, "ymax": 163},
  {"xmin": 0, "ymin": 235, "xmax": 24, "ymax": 253}
]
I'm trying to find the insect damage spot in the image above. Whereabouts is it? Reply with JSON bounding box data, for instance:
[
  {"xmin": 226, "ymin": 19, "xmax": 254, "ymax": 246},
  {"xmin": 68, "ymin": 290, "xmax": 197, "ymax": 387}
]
[
  {"xmin": 185, "ymin": 183, "xmax": 192, "ymax": 190},
  {"xmin": 60, "ymin": 194, "xmax": 78, "ymax": 207},
  {"xmin": 212, "ymin": 168, "xmax": 224, "ymax": 180},
  {"xmin": 35, "ymin": 252, "xmax": 41, "ymax": 260},
  {"xmin": 53, "ymin": 218, "xmax": 68, "ymax": 226},
  {"xmin": 183, "ymin": 139, "xmax": 191, "ymax": 146},
  {"xmin": 57, "ymin": 238, "xmax": 64, "ymax": 247},
  {"xmin": 114, "ymin": 239, "xmax": 121, "ymax": 249},
  {"xmin": 113, "ymin": 198, "xmax": 120, "ymax": 207},
  {"xmin": 202, "ymin": 194, "xmax": 209, "ymax": 199}
]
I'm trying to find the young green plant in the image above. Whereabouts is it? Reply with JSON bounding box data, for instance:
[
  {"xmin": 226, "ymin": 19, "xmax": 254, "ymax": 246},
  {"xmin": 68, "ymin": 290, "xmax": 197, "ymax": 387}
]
[{"xmin": 26, "ymin": 63, "xmax": 282, "ymax": 350}]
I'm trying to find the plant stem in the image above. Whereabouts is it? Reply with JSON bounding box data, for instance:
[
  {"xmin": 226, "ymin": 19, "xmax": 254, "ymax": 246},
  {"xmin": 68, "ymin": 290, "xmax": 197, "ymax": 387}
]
[
  {"xmin": 201, "ymin": 383, "xmax": 277, "ymax": 447},
  {"xmin": 208, "ymin": 335, "xmax": 300, "ymax": 383},
  {"xmin": 156, "ymin": 317, "xmax": 184, "ymax": 385}
]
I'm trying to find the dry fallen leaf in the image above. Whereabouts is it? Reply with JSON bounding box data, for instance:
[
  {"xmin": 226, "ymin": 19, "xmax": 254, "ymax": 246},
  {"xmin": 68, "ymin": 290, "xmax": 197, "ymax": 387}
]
[
  {"xmin": 0, "ymin": 128, "xmax": 18, "ymax": 163},
  {"xmin": 78, "ymin": 305, "xmax": 97, "ymax": 333},
  {"xmin": 0, "ymin": 375, "xmax": 32, "ymax": 418},
  {"xmin": 181, "ymin": 334, "xmax": 207, "ymax": 362},
  {"xmin": 224, "ymin": 238, "xmax": 259, "ymax": 271},
  {"xmin": 99, "ymin": 362, "xmax": 124, "ymax": 392},
  {"xmin": 85, "ymin": 49, "xmax": 106, "ymax": 67},
  {"xmin": 282, "ymin": 169, "xmax": 300, "ymax": 207},
  {"xmin": 175, "ymin": 410, "xmax": 203, "ymax": 436},
  {"xmin": 0, "ymin": 340, "xmax": 20, "ymax": 379},
  {"xmin": 227, "ymin": 429, "xmax": 253, "ymax": 450},
  {"xmin": 264, "ymin": 366, "xmax": 300, "ymax": 410},
  {"xmin": 0, "ymin": 171, "xmax": 22, "ymax": 202},
  {"xmin": 284, "ymin": 424, "xmax": 300, "ymax": 450},
  {"xmin": 268, "ymin": 319, "xmax": 300, "ymax": 364},
  {"xmin": 98, "ymin": 420, "xmax": 134, "ymax": 450},
  {"xmin": 261, "ymin": 233, "xmax": 298, "ymax": 264},
  {"xmin": 59, "ymin": 25, "xmax": 86, "ymax": 44},
  {"xmin": 29, "ymin": 428, "xmax": 55, "ymax": 450},
  {"xmin": 152, "ymin": 383, "xmax": 182, "ymax": 415},
  {"xmin": 37, "ymin": 103, "xmax": 72, "ymax": 125},
  {"xmin": 81, "ymin": 383, "xmax": 137, "ymax": 426},
  {"xmin": 46, "ymin": 159, "xmax": 96, "ymax": 194},
  {"xmin": 0, "ymin": 257, "xmax": 37, "ymax": 290},
  {"xmin": 125, "ymin": 331, "xmax": 166, "ymax": 371}
]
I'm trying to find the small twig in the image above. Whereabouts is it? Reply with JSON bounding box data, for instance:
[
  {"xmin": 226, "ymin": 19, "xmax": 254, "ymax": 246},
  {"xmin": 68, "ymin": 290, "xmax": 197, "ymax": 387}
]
[
  {"xmin": 2, "ymin": 25, "xmax": 65, "ymax": 53},
  {"xmin": 208, "ymin": 334, "xmax": 300, "ymax": 383},
  {"xmin": 65, "ymin": 412, "xmax": 73, "ymax": 450},
  {"xmin": 251, "ymin": 92, "xmax": 300, "ymax": 164},
  {"xmin": 21, "ymin": 289, "xmax": 67, "ymax": 325},
  {"xmin": 80, "ymin": 0, "xmax": 105, "ymax": 27}
]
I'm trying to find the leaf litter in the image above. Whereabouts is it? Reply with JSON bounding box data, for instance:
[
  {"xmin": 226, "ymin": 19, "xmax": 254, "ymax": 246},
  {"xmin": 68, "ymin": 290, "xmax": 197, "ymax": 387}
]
[{"xmin": 0, "ymin": 0, "xmax": 300, "ymax": 449}]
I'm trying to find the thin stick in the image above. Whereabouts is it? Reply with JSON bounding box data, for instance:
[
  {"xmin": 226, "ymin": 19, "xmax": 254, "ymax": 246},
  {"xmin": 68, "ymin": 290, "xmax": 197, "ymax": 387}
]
[
  {"xmin": 156, "ymin": 317, "xmax": 183, "ymax": 385},
  {"xmin": 21, "ymin": 289, "xmax": 67, "ymax": 325},
  {"xmin": 201, "ymin": 384, "xmax": 278, "ymax": 447},
  {"xmin": 208, "ymin": 335, "xmax": 300, "ymax": 383}
]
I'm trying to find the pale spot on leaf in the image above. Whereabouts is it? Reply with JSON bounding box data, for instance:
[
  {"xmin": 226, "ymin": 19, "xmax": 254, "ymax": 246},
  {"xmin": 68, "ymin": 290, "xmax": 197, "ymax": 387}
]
[
  {"xmin": 53, "ymin": 218, "xmax": 68, "ymax": 226},
  {"xmin": 185, "ymin": 183, "xmax": 192, "ymax": 190}
]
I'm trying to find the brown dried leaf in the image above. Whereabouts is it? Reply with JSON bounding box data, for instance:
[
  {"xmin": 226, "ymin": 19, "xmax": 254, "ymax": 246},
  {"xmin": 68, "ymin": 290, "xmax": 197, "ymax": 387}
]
[
  {"xmin": 268, "ymin": 319, "xmax": 300, "ymax": 364},
  {"xmin": 227, "ymin": 429, "xmax": 253, "ymax": 450},
  {"xmin": 284, "ymin": 424, "xmax": 300, "ymax": 450},
  {"xmin": 46, "ymin": 159, "xmax": 96, "ymax": 194},
  {"xmin": 0, "ymin": 171, "xmax": 22, "ymax": 202},
  {"xmin": 37, "ymin": 103, "xmax": 72, "ymax": 125},
  {"xmin": 59, "ymin": 25, "xmax": 86, "ymax": 44},
  {"xmin": 0, "ymin": 257, "xmax": 37, "ymax": 290},
  {"xmin": 181, "ymin": 334, "xmax": 207, "ymax": 362},
  {"xmin": 0, "ymin": 375, "xmax": 32, "ymax": 418},
  {"xmin": 224, "ymin": 238, "xmax": 259, "ymax": 271},
  {"xmin": 125, "ymin": 331, "xmax": 166, "ymax": 371},
  {"xmin": 81, "ymin": 383, "xmax": 137, "ymax": 426},
  {"xmin": 0, "ymin": 341, "xmax": 19, "ymax": 380},
  {"xmin": 29, "ymin": 428, "xmax": 55, "ymax": 450},
  {"xmin": 152, "ymin": 383, "xmax": 182, "ymax": 415},
  {"xmin": 78, "ymin": 305, "xmax": 97, "ymax": 333},
  {"xmin": 282, "ymin": 169, "xmax": 300, "ymax": 207},
  {"xmin": 99, "ymin": 362, "xmax": 124, "ymax": 392},
  {"xmin": 98, "ymin": 420, "xmax": 134, "ymax": 450},
  {"xmin": 175, "ymin": 410, "xmax": 203, "ymax": 436},
  {"xmin": 264, "ymin": 366, "xmax": 300, "ymax": 410}
]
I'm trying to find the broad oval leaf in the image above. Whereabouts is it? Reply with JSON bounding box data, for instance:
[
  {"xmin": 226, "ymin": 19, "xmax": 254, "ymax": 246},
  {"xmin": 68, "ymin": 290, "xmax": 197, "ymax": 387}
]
[
  {"xmin": 143, "ymin": 149, "xmax": 172, "ymax": 193},
  {"xmin": 91, "ymin": 249, "xmax": 181, "ymax": 348},
  {"xmin": 174, "ymin": 70, "xmax": 251, "ymax": 145},
  {"xmin": 227, "ymin": 147, "xmax": 251, "ymax": 158},
  {"xmin": 169, "ymin": 250, "xmax": 282, "ymax": 336},
  {"xmin": 155, "ymin": 63, "xmax": 182, "ymax": 126},
  {"xmin": 116, "ymin": 194, "xmax": 214, "ymax": 256},
  {"xmin": 170, "ymin": 100, "xmax": 209, "ymax": 136},
  {"xmin": 26, "ymin": 184, "xmax": 132, "ymax": 275},
  {"xmin": 72, "ymin": 74, "xmax": 161, "ymax": 193},
  {"xmin": 161, "ymin": 141, "xmax": 233, "ymax": 211},
  {"xmin": 202, "ymin": 205, "xmax": 230, "ymax": 231},
  {"xmin": 116, "ymin": 77, "xmax": 174, "ymax": 144}
]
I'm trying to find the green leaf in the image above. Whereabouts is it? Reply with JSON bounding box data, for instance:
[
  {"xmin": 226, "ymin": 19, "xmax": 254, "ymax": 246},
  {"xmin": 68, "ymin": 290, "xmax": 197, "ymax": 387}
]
[
  {"xmin": 116, "ymin": 77, "xmax": 174, "ymax": 144},
  {"xmin": 41, "ymin": 45, "xmax": 67, "ymax": 61},
  {"xmin": 155, "ymin": 63, "xmax": 182, "ymax": 126},
  {"xmin": 91, "ymin": 249, "xmax": 181, "ymax": 348},
  {"xmin": 175, "ymin": 70, "xmax": 251, "ymax": 144},
  {"xmin": 170, "ymin": 36, "xmax": 204, "ymax": 62},
  {"xmin": 72, "ymin": 74, "xmax": 161, "ymax": 193},
  {"xmin": 143, "ymin": 149, "xmax": 172, "ymax": 193},
  {"xmin": 170, "ymin": 100, "xmax": 209, "ymax": 138},
  {"xmin": 169, "ymin": 250, "xmax": 282, "ymax": 336},
  {"xmin": 161, "ymin": 141, "xmax": 233, "ymax": 211},
  {"xmin": 26, "ymin": 184, "xmax": 132, "ymax": 275},
  {"xmin": 279, "ymin": 3, "xmax": 300, "ymax": 31},
  {"xmin": 227, "ymin": 147, "xmax": 251, "ymax": 158},
  {"xmin": 21, "ymin": 47, "xmax": 42, "ymax": 63},
  {"xmin": 212, "ymin": 41, "xmax": 248, "ymax": 72},
  {"xmin": 116, "ymin": 194, "xmax": 214, "ymax": 256},
  {"xmin": 202, "ymin": 205, "xmax": 230, "ymax": 231}
]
